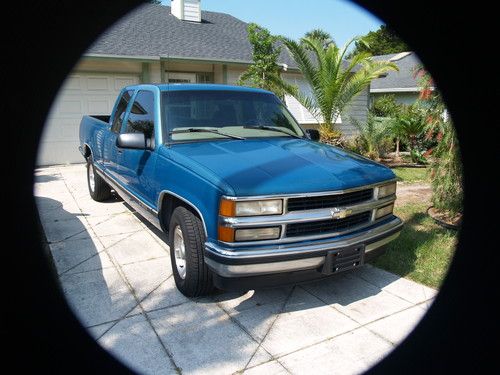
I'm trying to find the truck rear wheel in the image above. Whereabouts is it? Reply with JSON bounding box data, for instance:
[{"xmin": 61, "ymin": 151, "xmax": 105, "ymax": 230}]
[
  {"xmin": 169, "ymin": 206, "xmax": 214, "ymax": 297},
  {"xmin": 87, "ymin": 156, "xmax": 112, "ymax": 202}
]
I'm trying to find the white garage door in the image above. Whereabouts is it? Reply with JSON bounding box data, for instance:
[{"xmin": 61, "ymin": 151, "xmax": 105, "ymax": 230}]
[{"xmin": 38, "ymin": 73, "xmax": 140, "ymax": 166}]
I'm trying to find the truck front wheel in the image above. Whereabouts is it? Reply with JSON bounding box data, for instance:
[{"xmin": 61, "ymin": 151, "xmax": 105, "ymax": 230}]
[
  {"xmin": 169, "ymin": 206, "xmax": 214, "ymax": 297},
  {"xmin": 87, "ymin": 156, "xmax": 112, "ymax": 201}
]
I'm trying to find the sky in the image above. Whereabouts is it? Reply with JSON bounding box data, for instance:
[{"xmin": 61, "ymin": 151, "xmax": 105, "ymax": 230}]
[{"xmin": 163, "ymin": 0, "xmax": 383, "ymax": 46}]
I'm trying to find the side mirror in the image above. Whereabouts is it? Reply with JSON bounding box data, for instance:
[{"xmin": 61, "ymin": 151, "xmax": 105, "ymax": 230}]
[
  {"xmin": 305, "ymin": 129, "xmax": 320, "ymax": 141},
  {"xmin": 116, "ymin": 133, "xmax": 147, "ymax": 149}
]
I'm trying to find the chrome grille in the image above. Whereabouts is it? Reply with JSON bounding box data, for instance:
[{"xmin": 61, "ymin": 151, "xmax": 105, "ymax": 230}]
[
  {"xmin": 285, "ymin": 211, "xmax": 372, "ymax": 237},
  {"xmin": 287, "ymin": 189, "xmax": 373, "ymax": 212}
]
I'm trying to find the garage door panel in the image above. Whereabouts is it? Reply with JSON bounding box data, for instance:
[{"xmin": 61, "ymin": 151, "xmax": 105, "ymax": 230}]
[
  {"xmin": 39, "ymin": 72, "xmax": 139, "ymax": 166},
  {"xmin": 52, "ymin": 99, "xmax": 83, "ymax": 115},
  {"xmin": 115, "ymin": 77, "xmax": 140, "ymax": 90},
  {"xmin": 86, "ymin": 76, "xmax": 112, "ymax": 90},
  {"xmin": 87, "ymin": 98, "xmax": 113, "ymax": 114},
  {"xmin": 62, "ymin": 75, "xmax": 83, "ymax": 91},
  {"xmin": 42, "ymin": 119, "xmax": 80, "ymax": 141},
  {"xmin": 38, "ymin": 142, "xmax": 84, "ymax": 165}
]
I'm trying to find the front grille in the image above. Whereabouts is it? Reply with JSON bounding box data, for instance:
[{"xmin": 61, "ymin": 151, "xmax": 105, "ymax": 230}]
[
  {"xmin": 287, "ymin": 189, "xmax": 373, "ymax": 212},
  {"xmin": 285, "ymin": 211, "xmax": 371, "ymax": 237}
]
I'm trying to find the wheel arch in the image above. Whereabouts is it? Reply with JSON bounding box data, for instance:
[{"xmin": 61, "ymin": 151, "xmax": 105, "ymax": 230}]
[
  {"xmin": 82, "ymin": 143, "xmax": 92, "ymax": 159},
  {"xmin": 158, "ymin": 190, "xmax": 208, "ymax": 237}
]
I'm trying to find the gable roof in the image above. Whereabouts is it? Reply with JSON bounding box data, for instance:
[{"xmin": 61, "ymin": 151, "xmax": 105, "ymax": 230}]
[
  {"xmin": 86, "ymin": 3, "xmax": 298, "ymax": 69},
  {"xmin": 370, "ymin": 52, "xmax": 431, "ymax": 93}
]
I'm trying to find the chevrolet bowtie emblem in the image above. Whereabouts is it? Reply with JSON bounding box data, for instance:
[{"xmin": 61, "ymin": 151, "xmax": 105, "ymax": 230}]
[{"xmin": 330, "ymin": 207, "xmax": 352, "ymax": 219}]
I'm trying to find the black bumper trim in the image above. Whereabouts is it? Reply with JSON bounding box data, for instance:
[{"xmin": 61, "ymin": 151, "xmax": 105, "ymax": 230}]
[
  {"xmin": 205, "ymin": 224, "xmax": 403, "ymax": 266},
  {"xmin": 212, "ymin": 268, "xmax": 338, "ymax": 291}
]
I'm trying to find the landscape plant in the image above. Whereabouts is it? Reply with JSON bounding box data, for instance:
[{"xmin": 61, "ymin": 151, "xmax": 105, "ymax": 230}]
[
  {"xmin": 281, "ymin": 35, "xmax": 398, "ymax": 139},
  {"xmin": 238, "ymin": 23, "xmax": 297, "ymax": 100},
  {"xmin": 350, "ymin": 115, "xmax": 392, "ymax": 160},
  {"xmin": 416, "ymin": 68, "xmax": 462, "ymax": 215},
  {"xmin": 387, "ymin": 104, "xmax": 427, "ymax": 163}
]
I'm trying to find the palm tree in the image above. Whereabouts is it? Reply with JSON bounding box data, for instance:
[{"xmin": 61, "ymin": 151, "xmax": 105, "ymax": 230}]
[
  {"xmin": 388, "ymin": 105, "xmax": 427, "ymax": 161},
  {"xmin": 302, "ymin": 29, "xmax": 335, "ymax": 49},
  {"xmin": 351, "ymin": 115, "xmax": 391, "ymax": 160},
  {"xmin": 281, "ymin": 36, "xmax": 398, "ymax": 135}
]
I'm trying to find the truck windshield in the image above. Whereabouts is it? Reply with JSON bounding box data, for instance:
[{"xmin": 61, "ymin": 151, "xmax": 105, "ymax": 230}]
[{"xmin": 162, "ymin": 90, "xmax": 305, "ymax": 142}]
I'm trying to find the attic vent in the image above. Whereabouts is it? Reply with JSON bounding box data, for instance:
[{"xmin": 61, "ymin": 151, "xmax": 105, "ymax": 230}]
[
  {"xmin": 389, "ymin": 52, "xmax": 412, "ymax": 62},
  {"xmin": 171, "ymin": 0, "xmax": 201, "ymax": 23}
]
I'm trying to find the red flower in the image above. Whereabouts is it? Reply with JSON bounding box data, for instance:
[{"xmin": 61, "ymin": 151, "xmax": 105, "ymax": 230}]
[
  {"xmin": 425, "ymin": 128, "xmax": 434, "ymax": 140},
  {"xmin": 420, "ymin": 88, "xmax": 432, "ymax": 100}
]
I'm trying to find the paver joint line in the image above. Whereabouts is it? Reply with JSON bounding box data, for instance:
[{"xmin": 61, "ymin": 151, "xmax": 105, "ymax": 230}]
[
  {"xmin": 241, "ymin": 286, "xmax": 297, "ymax": 372},
  {"xmin": 60, "ymin": 167, "xmax": 181, "ymax": 372},
  {"xmin": 57, "ymin": 231, "xmax": 138, "ymax": 277},
  {"xmin": 35, "ymin": 165, "xmax": 436, "ymax": 375}
]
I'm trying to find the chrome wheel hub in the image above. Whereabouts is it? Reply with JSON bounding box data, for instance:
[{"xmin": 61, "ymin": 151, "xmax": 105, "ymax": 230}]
[{"xmin": 173, "ymin": 225, "xmax": 187, "ymax": 279}]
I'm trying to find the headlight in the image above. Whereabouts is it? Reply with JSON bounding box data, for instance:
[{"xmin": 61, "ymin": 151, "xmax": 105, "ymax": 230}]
[
  {"xmin": 235, "ymin": 227, "xmax": 281, "ymax": 241},
  {"xmin": 377, "ymin": 182, "xmax": 397, "ymax": 199},
  {"xmin": 219, "ymin": 198, "xmax": 283, "ymax": 217},
  {"xmin": 217, "ymin": 226, "xmax": 281, "ymax": 242},
  {"xmin": 375, "ymin": 203, "xmax": 394, "ymax": 219}
]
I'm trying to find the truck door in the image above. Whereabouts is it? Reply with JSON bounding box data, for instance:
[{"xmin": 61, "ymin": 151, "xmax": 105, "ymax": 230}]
[
  {"xmin": 103, "ymin": 90, "xmax": 133, "ymax": 181},
  {"xmin": 116, "ymin": 90, "xmax": 158, "ymax": 209}
]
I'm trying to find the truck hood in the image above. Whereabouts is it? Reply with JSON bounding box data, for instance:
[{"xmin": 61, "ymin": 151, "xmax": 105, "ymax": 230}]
[{"xmin": 168, "ymin": 138, "xmax": 395, "ymax": 196}]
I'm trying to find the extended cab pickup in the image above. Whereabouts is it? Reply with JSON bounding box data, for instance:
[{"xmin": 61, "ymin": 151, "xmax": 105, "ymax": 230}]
[{"xmin": 79, "ymin": 84, "xmax": 403, "ymax": 296}]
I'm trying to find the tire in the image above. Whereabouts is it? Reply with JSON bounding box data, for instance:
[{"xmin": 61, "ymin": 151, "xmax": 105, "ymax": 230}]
[
  {"xmin": 169, "ymin": 206, "xmax": 214, "ymax": 297},
  {"xmin": 86, "ymin": 156, "xmax": 112, "ymax": 202}
]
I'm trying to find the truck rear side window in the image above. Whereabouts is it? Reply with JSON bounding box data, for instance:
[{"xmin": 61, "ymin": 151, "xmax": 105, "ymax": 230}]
[
  {"xmin": 111, "ymin": 90, "xmax": 133, "ymax": 133},
  {"xmin": 125, "ymin": 91, "xmax": 155, "ymax": 140}
]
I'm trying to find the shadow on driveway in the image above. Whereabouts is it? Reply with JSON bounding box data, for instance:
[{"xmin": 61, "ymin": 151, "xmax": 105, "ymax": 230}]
[{"xmin": 34, "ymin": 166, "xmax": 436, "ymax": 375}]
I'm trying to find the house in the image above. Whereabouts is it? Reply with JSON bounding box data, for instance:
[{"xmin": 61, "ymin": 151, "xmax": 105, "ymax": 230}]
[
  {"xmin": 39, "ymin": 0, "xmax": 367, "ymax": 165},
  {"xmin": 370, "ymin": 51, "xmax": 432, "ymax": 105}
]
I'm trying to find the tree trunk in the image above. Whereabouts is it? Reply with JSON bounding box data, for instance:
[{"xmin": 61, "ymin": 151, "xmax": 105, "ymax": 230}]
[{"xmin": 394, "ymin": 137, "xmax": 402, "ymax": 162}]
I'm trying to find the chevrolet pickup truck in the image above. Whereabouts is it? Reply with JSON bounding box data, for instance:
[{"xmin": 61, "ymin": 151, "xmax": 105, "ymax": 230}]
[{"xmin": 79, "ymin": 84, "xmax": 403, "ymax": 297}]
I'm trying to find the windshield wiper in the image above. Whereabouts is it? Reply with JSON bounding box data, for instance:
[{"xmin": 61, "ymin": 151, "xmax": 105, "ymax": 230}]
[
  {"xmin": 243, "ymin": 125, "xmax": 302, "ymax": 139},
  {"xmin": 169, "ymin": 128, "xmax": 245, "ymax": 140}
]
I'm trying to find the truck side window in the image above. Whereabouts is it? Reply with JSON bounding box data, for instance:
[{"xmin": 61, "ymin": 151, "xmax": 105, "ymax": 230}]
[
  {"xmin": 111, "ymin": 90, "xmax": 133, "ymax": 133},
  {"xmin": 125, "ymin": 91, "xmax": 155, "ymax": 143}
]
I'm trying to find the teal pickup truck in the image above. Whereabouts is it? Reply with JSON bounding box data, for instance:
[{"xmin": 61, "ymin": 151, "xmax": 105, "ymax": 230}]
[{"xmin": 79, "ymin": 84, "xmax": 403, "ymax": 296}]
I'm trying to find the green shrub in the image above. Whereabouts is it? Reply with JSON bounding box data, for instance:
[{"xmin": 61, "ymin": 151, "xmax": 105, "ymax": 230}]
[
  {"xmin": 370, "ymin": 94, "xmax": 401, "ymax": 117},
  {"xmin": 415, "ymin": 67, "xmax": 463, "ymax": 214},
  {"xmin": 350, "ymin": 115, "xmax": 393, "ymax": 160},
  {"xmin": 387, "ymin": 105, "xmax": 427, "ymax": 163},
  {"xmin": 429, "ymin": 121, "xmax": 463, "ymax": 214}
]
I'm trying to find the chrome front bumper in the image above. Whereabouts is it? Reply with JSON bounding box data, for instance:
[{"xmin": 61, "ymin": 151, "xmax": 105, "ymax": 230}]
[{"xmin": 204, "ymin": 216, "xmax": 403, "ymax": 277}]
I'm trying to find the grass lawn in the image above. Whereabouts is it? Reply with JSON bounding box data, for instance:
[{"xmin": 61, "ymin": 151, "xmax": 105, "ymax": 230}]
[
  {"xmin": 392, "ymin": 167, "xmax": 429, "ymax": 184},
  {"xmin": 370, "ymin": 202, "xmax": 457, "ymax": 288}
]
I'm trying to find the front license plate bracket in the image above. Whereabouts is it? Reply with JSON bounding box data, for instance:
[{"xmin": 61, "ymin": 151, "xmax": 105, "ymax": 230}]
[{"xmin": 320, "ymin": 245, "xmax": 365, "ymax": 275}]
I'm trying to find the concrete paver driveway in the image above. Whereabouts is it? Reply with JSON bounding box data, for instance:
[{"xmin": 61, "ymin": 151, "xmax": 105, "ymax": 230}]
[{"xmin": 34, "ymin": 164, "xmax": 436, "ymax": 375}]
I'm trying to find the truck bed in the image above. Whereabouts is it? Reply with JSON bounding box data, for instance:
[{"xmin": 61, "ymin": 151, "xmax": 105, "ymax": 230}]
[{"xmin": 89, "ymin": 115, "xmax": 111, "ymax": 124}]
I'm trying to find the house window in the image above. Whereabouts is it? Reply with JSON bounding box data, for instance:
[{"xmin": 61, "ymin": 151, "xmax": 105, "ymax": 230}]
[
  {"xmin": 196, "ymin": 73, "xmax": 214, "ymax": 83},
  {"xmin": 165, "ymin": 72, "xmax": 214, "ymax": 84}
]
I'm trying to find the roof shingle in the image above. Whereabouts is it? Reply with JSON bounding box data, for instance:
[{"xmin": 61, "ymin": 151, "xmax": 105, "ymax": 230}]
[
  {"xmin": 371, "ymin": 52, "xmax": 430, "ymax": 91},
  {"xmin": 86, "ymin": 4, "xmax": 298, "ymax": 68}
]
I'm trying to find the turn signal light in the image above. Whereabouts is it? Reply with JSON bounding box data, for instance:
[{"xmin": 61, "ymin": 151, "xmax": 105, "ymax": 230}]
[
  {"xmin": 218, "ymin": 226, "xmax": 235, "ymax": 242},
  {"xmin": 219, "ymin": 199, "xmax": 236, "ymax": 217}
]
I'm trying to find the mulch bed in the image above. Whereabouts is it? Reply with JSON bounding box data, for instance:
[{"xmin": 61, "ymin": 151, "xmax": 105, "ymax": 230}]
[
  {"xmin": 381, "ymin": 161, "xmax": 427, "ymax": 168},
  {"xmin": 427, "ymin": 206, "xmax": 462, "ymax": 230},
  {"xmin": 379, "ymin": 156, "xmax": 428, "ymax": 168}
]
